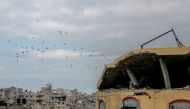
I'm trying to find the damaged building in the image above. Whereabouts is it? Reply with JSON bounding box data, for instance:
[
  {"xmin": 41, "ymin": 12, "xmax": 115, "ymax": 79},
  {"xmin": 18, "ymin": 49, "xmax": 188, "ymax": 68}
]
[
  {"xmin": 96, "ymin": 47, "xmax": 190, "ymax": 109},
  {"xmin": 0, "ymin": 84, "xmax": 95, "ymax": 109}
]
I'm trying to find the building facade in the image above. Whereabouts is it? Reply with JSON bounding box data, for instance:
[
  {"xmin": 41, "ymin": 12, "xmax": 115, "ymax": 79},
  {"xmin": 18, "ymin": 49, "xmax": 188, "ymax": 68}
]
[
  {"xmin": 0, "ymin": 84, "xmax": 95, "ymax": 109},
  {"xmin": 96, "ymin": 47, "xmax": 190, "ymax": 109}
]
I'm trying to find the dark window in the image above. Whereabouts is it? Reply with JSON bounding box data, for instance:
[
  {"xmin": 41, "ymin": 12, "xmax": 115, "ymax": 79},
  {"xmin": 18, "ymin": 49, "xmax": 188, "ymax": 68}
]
[
  {"xmin": 170, "ymin": 100, "xmax": 190, "ymax": 109},
  {"xmin": 17, "ymin": 99, "xmax": 21, "ymax": 104},
  {"xmin": 99, "ymin": 100, "xmax": 105, "ymax": 109},
  {"xmin": 22, "ymin": 99, "xmax": 26, "ymax": 104},
  {"xmin": 121, "ymin": 98, "xmax": 139, "ymax": 109}
]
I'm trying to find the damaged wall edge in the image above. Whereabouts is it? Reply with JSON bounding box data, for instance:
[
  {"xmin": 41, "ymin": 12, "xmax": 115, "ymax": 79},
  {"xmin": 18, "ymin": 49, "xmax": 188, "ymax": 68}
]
[{"xmin": 97, "ymin": 47, "xmax": 190, "ymax": 90}]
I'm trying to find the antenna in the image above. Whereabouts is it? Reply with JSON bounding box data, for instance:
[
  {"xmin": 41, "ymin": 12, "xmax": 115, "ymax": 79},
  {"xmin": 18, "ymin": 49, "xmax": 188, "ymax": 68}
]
[{"xmin": 140, "ymin": 28, "xmax": 185, "ymax": 49}]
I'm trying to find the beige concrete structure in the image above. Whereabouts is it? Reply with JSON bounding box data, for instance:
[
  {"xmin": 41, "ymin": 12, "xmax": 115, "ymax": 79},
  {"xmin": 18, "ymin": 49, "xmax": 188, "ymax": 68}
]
[
  {"xmin": 96, "ymin": 89, "xmax": 190, "ymax": 109},
  {"xmin": 96, "ymin": 47, "xmax": 190, "ymax": 109}
]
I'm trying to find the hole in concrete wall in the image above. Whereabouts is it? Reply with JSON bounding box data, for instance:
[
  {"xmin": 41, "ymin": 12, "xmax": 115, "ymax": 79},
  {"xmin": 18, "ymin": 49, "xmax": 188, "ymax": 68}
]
[
  {"xmin": 112, "ymin": 70, "xmax": 130, "ymax": 88},
  {"xmin": 99, "ymin": 54, "xmax": 190, "ymax": 90},
  {"xmin": 130, "ymin": 60, "xmax": 165, "ymax": 89},
  {"xmin": 165, "ymin": 56, "xmax": 190, "ymax": 88}
]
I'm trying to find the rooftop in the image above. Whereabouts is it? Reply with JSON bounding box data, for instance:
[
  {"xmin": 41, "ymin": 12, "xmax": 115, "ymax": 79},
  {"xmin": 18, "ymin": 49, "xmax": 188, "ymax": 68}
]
[{"xmin": 97, "ymin": 47, "xmax": 190, "ymax": 90}]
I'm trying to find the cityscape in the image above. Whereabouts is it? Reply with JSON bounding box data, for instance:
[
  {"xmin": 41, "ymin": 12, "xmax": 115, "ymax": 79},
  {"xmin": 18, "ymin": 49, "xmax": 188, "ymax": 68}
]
[
  {"xmin": 0, "ymin": 84, "xmax": 95, "ymax": 109},
  {"xmin": 0, "ymin": 0, "xmax": 190, "ymax": 109}
]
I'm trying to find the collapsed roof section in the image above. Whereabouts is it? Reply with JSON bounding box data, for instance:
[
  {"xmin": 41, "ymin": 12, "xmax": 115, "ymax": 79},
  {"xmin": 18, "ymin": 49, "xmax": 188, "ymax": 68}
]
[{"xmin": 97, "ymin": 47, "xmax": 190, "ymax": 90}]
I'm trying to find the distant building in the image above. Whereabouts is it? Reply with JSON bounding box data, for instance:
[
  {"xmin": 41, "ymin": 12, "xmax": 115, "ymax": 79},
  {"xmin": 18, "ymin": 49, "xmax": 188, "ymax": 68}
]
[
  {"xmin": 0, "ymin": 87, "xmax": 23, "ymax": 106},
  {"xmin": 0, "ymin": 84, "xmax": 95, "ymax": 109}
]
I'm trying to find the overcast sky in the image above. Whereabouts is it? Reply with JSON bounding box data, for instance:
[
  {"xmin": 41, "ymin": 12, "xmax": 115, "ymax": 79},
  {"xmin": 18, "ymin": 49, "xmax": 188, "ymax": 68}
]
[{"xmin": 0, "ymin": 0, "xmax": 190, "ymax": 93}]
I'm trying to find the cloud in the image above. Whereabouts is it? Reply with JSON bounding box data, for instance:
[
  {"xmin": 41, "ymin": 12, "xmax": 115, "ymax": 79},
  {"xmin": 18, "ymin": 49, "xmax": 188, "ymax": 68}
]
[
  {"xmin": 0, "ymin": 0, "xmax": 190, "ymax": 93},
  {"xmin": 32, "ymin": 49, "xmax": 99, "ymax": 59},
  {"xmin": 33, "ymin": 49, "xmax": 80, "ymax": 59},
  {"xmin": 0, "ymin": 65, "xmax": 6, "ymax": 72},
  {"xmin": 108, "ymin": 1, "xmax": 178, "ymax": 15},
  {"xmin": 60, "ymin": 7, "xmax": 74, "ymax": 16},
  {"xmin": 80, "ymin": 7, "xmax": 105, "ymax": 18}
]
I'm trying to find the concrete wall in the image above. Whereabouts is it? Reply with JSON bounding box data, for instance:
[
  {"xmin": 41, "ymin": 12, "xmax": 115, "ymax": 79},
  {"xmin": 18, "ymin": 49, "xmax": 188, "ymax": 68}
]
[{"xmin": 96, "ymin": 89, "xmax": 190, "ymax": 109}]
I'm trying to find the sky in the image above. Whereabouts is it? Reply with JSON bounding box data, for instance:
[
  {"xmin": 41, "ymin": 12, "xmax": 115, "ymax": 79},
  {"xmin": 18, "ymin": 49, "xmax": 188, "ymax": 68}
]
[{"xmin": 0, "ymin": 0, "xmax": 190, "ymax": 93}]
